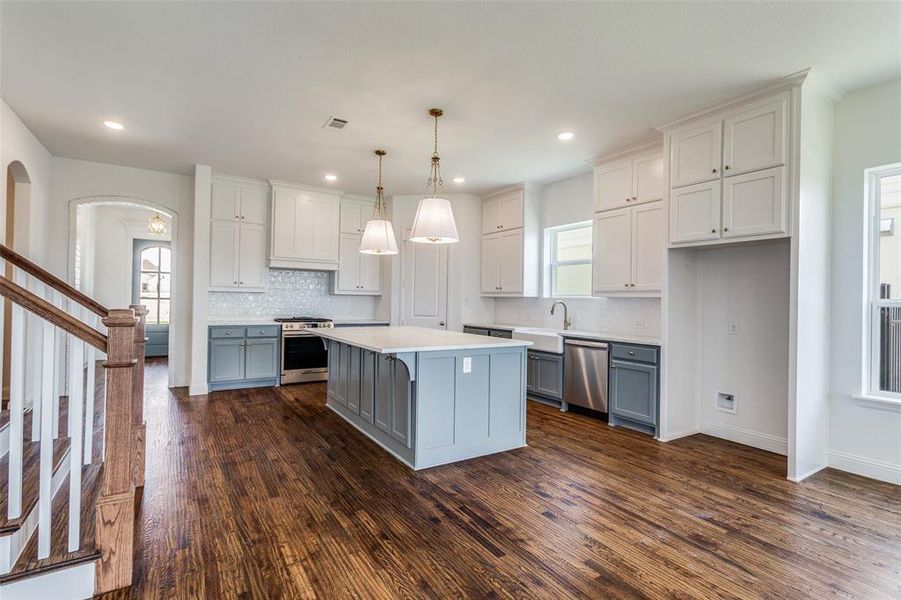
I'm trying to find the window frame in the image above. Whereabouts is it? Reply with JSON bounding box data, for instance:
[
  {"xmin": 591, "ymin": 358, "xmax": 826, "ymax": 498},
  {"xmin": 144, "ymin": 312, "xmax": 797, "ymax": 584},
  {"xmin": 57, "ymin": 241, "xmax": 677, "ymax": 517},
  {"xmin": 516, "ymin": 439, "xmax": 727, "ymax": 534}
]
[
  {"xmin": 546, "ymin": 220, "xmax": 592, "ymax": 298},
  {"xmin": 132, "ymin": 239, "xmax": 172, "ymax": 326},
  {"xmin": 866, "ymin": 163, "xmax": 901, "ymax": 400}
]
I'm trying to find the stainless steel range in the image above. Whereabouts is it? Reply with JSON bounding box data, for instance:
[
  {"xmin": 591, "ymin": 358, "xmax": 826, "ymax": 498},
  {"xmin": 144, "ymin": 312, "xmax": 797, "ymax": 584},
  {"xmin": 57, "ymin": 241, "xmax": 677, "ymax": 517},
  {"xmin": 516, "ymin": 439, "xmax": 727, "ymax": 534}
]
[{"xmin": 275, "ymin": 317, "xmax": 334, "ymax": 384}]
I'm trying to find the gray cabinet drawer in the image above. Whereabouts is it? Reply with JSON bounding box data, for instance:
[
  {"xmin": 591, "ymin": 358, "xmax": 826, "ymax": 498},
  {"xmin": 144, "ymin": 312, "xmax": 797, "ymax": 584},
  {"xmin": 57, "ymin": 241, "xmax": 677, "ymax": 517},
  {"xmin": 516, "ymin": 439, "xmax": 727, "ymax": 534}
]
[
  {"xmin": 611, "ymin": 343, "xmax": 658, "ymax": 364},
  {"xmin": 210, "ymin": 326, "xmax": 246, "ymax": 339},
  {"xmin": 246, "ymin": 325, "xmax": 280, "ymax": 338}
]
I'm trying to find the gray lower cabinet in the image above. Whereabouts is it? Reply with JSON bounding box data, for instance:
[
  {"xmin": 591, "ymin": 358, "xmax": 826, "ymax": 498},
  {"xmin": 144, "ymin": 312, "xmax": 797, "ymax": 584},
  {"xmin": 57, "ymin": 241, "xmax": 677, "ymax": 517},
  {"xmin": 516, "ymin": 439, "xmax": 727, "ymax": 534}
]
[
  {"xmin": 526, "ymin": 351, "xmax": 563, "ymax": 401},
  {"xmin": 208, "ymin": 326, "xmax": 280, "ymax": 391},
  {"xmin": 328, "ymin": 343, "xmax": 412, "ymax": 448},
  {"xmin": 609, "ymin": 343, "xmax": 659, "ymax": 436}
]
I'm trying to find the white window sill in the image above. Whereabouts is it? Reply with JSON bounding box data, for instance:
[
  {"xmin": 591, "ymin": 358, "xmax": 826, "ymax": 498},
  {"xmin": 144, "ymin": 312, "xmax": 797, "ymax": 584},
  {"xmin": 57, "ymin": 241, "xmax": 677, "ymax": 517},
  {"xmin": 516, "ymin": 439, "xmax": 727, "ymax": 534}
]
[{"xmin": 854, "ymin": 394, "xmax": 901, "ymax": 412}]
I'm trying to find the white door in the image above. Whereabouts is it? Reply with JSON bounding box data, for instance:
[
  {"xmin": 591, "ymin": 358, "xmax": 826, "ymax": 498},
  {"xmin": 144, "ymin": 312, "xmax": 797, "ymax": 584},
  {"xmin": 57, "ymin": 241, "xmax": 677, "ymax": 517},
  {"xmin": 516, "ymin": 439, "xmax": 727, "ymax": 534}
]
[
  {"xmin": 209, "ymin": 221, "xmax": 239, "ymax": 288},
  {"xmin": 632, "ymin": 153, "xmax": 665, "ymax": 204},
  {"xmin": 594, "ymin": 160, "xmax": 633, "ymax": 212},
  {"xmin": 336, "ymin": 233, "xmax": 362, "ymax": 292},
  {"xmin": 237, "ymin": 223, "xmax": 267, "ymax": 289},
  {"xmin": 481, "ymin": 233, "xmax": 500, "ymax": 293},
  {"xmin": 497, "ymin": 229, "xmax": 523, "ymax": 293},
  {"xmin": 631, "ymin": 202, "xmax": 664, "ymax": 292},
  {"xmin": 670, "ymin": 122, "xmax": 723, "ymax": 188},
  {"xmin": 669, "ymin": 180, "xmax": 722, "ymax": 244},
  {"xmin": 482, "ymin": 197, "xmax": 502, "ymax": 234},
  {"xmin": 359, "ymin": 251, "xmax": 382, "ymax": 293},
  {"xmin": 211, "ymin": 182, "xmax": 241, "ymax": 222},
  {"xmin": 239, "ymin": 188, "xmax": 268, "ymax": 225},
  {"xmin": 723, "ymin": 96, "xmax": 786, "ymax": 177},
  {"xmin": 592, "ymin": 208, "xmax": 632, "ymax": 293},
  {"xmin": 498, "ymin": 190, "xmax": 524, "ymax": 231},
  {"xmin": 722, "ymin": 166, "xmax": 787, "ymax": 239},
  {"xmin": 402, "ymin": 229, "xmax": 448, "ymax": 329}
]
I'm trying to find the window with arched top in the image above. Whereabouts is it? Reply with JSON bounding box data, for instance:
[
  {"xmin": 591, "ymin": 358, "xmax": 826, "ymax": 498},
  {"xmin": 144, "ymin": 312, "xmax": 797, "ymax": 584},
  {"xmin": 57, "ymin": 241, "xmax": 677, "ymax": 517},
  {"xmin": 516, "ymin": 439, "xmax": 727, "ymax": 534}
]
[{"xmin": 134, "ymin": 243, "xmax": 171, "ymax": 324}]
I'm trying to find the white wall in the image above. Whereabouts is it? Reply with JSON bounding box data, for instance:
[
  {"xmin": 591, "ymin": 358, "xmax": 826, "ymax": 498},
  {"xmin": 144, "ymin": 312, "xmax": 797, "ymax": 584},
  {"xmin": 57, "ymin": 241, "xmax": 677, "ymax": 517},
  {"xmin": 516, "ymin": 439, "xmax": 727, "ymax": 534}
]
[
  {"xmin": 828, "ymin": 79, "xmax": 901, "ymax": 483},
  {"xmin": 494, "ymin": 171, "xmax": 661, "ymax": 338},
  {"xmin": 698, "ymin": 242, "xmax": 790, "ymax": 454},
  {"xmin": 48, "ymin": 157, "xmax": 195, "ymax": 387},
  {"xmin": 89, "ymin": 205, "xmax": 172, "ymax": 308}
]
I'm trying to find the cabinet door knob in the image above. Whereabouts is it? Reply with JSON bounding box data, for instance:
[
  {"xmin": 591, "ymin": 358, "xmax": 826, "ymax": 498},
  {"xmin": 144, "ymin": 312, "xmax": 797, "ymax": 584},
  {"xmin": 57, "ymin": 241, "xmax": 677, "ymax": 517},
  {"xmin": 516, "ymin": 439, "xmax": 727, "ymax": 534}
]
[
  {"xmin": 240, "ymin": 281, "xmax": 244, "ymax": 285},
  {"xmin": 712, "ymin": 168, "xmax": 717, "ymax": 173},
  {"xmin": 626, "ymin": 197, "xmax": 631, "ymax": 202},
  {"xmin": 235, "ymin": 214, "xmax": 239, "ymax": 219},
  {"xmin": 233, "ymin": 281, "xmax": 237, "ymax": 285},
  {"xmin": 711, "ymin": 228, "xmax": 717, "ymax": 233},
  {"xmin": 225, "ymin": 331, "xmax": 231, "ymax": 336},
  {"xmin": 630, "ymin": 283, "xmax": 635, "ymax": 287},
  {"xmin": 724, "ymin": 165, "xmax": 730, "ymax": 170},
  {"xmin": 624, "ymin": 283, "xmax": 629, "ymax": 287},
  {"xmin": 632, "ymin": 196, "xmax": 637, "ymax": 201},
  {"xmin": 724, "ymin": 227, "xmax": 729, "ymax": 232},
  {"xmin": 629, "ymin": 351, "xmax": 635, "ymax": 356}
]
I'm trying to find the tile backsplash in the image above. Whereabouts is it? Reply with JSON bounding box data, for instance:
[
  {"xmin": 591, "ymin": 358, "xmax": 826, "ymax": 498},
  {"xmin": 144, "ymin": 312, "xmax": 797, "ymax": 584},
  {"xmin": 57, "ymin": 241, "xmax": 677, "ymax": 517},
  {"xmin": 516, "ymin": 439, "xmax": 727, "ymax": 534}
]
[
  {"xmin": 493, "ymin": 297, "xmax": 661, "ymax": 338},
  {"xmin": 209, "ymin": 269, "xmax": 379, "ymax": 320}
]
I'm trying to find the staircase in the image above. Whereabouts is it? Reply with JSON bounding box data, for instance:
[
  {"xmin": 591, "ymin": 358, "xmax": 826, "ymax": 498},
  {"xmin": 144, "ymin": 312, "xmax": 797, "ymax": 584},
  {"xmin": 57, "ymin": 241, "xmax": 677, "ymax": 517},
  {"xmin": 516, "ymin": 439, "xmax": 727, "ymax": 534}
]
[{"xmin": 0, "ymin": 244, "xmax": 146, "ymax": 598}]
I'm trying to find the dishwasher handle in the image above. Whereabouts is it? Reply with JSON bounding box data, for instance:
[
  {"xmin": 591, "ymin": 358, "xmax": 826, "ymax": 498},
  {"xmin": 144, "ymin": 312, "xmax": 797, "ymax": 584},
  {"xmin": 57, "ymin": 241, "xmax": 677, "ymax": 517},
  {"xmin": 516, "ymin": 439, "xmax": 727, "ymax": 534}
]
[{"xmin": 564, "ymin": 339, "xmax": 608, "ymax": 350}]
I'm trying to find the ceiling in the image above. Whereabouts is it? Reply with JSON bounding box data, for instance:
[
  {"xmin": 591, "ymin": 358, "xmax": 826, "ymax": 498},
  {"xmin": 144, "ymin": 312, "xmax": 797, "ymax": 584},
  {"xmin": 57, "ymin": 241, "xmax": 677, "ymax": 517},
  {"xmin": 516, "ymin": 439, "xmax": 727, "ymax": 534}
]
[{"xmin": 2, "ymin": 2, "xmax": 899, "ymax": 196}]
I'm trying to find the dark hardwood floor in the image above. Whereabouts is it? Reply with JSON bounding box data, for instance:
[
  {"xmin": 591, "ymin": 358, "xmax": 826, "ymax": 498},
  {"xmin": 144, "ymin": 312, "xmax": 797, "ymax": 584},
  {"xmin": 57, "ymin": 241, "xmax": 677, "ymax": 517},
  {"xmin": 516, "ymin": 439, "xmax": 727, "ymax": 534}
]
[{"xmin": 99, "ymin": 358, "xmax": 901, "ymax": 599}]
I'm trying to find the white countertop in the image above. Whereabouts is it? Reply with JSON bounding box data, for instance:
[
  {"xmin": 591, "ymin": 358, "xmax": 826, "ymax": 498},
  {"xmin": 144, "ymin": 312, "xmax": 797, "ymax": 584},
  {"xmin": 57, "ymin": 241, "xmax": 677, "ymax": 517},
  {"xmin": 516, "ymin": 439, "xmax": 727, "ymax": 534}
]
[
  {"xmin": 463, "ymin": 323, "xmax": 661, "ymax": 346},
  {"xmin": 208, "ymin": 317, "xmax": 279, "ymax": 325},
  {"xmin": 312, "ymin": 326, "xmax": 532, "ymax": 354},
  {"xmin": 333, "ymin": 319, "xmax": 391, "ymax": 326}
]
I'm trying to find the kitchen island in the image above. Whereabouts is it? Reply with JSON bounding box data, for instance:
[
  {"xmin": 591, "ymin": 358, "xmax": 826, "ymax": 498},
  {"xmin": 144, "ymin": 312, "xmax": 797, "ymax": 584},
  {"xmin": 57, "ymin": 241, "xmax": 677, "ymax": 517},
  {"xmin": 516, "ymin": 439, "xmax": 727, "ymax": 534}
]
[{"xmin": 312, "ymin": 326, "xmax": 531, "ymax": 469}]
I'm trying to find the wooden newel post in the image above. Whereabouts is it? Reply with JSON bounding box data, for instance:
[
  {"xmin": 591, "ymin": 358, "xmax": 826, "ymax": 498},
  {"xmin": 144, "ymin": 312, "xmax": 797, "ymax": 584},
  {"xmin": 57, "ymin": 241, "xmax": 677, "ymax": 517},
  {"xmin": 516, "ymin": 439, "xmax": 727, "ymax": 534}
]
[
  {"xmin": 95, "ymin": 308, "xmax": 138, "ymax": 594},
  {"xmin": 129, "ymin": 304, "xmax": 147, "ymax": 491}
]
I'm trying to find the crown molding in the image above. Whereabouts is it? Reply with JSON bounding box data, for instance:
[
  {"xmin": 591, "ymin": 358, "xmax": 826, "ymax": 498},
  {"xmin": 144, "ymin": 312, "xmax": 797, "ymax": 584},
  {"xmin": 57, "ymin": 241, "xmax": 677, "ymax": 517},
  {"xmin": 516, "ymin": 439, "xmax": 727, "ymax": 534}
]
[{"xmin": 269, "ymin": 179, "xmax": 345, "ymax": 195}]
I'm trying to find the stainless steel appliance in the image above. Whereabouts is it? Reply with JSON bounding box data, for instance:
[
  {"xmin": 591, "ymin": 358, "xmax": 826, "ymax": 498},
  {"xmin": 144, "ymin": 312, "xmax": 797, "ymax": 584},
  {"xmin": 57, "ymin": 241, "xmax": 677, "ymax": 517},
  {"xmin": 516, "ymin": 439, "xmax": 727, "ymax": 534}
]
[
  {"xmin": 276, "ymin": 317, "xmax": 334, "ymax": 384},
  {"xmin": 563, "ymin": 339, "xmax": 609, "ymax": 413}
]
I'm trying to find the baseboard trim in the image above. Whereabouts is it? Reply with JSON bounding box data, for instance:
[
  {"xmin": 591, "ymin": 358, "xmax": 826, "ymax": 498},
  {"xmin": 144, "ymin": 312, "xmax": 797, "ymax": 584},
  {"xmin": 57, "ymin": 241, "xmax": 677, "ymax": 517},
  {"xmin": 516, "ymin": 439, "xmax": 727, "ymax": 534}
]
[
  {"xmin": 788, "ymin": 463, "xmax": 828, "ymax": 482},
  {"xmin": 700, "ymin": 421, "xmax": 788, "ymax": 456},
  {"xmin": 827, "ymin": 449, "xmax": 901, "ymax": 485},
  {"xmin": 188, "ymin": 383, "xmax": 209, "ymax": 396},
  {"xmin": 657, "ymin": 428, "xmax": 700, "ymax": 443},
  {"xmin": 0, "ymin": 560, "xmax": 95, "ymax": 600}
]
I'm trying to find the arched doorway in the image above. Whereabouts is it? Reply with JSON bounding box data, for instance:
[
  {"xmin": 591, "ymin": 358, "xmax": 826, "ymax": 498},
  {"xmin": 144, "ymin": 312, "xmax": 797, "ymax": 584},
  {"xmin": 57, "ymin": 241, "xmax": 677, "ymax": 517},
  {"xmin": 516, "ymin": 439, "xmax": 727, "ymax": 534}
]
[
  {"xmin": 68, "ymin": 196, "xmax": 181, "ymax": 388},
  {"xmin": 3, "ymin": 161, "xmax": 32, "ymax": 404}
]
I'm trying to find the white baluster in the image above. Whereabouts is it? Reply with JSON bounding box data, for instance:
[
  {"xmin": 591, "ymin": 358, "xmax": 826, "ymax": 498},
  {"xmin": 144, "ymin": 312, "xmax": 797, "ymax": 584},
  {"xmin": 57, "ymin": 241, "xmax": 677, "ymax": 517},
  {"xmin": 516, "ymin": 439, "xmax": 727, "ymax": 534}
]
[
  {"xmin": 67, "ymin": 335, "xmax": 84, "ymax": 552},
  {"xmin": 51, "ymin": 292, "xmax": 62, "ymax": 440},
  {"xmin": 30, "ymin": 314, "xmax": 42, "ymax": 442},
  {"xmin": 38, "ymin": 323, "xmax": 55, "ymax": 559},
  {"xmin": 7, "ymin": 274, "xmax": 26, "ymax": 520},
  {"xmin": 84, "ymin": 341, "xmax": 95, "ymax": 465}
]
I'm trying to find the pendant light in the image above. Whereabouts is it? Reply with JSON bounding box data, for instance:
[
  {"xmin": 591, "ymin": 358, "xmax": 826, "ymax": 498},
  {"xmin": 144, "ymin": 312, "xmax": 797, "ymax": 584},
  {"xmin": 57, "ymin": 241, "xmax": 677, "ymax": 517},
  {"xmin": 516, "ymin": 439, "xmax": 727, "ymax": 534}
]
[
  {"xmin": 359, "ymin": 150, "xmax": 398, "ymax": 255},
  {"xmin": 147, "ymin": 213, "xmax": 167, "ymax": 235},
  {"xmin": 410, "ymin": 108, "xmax": 459, "ymax": 244}
]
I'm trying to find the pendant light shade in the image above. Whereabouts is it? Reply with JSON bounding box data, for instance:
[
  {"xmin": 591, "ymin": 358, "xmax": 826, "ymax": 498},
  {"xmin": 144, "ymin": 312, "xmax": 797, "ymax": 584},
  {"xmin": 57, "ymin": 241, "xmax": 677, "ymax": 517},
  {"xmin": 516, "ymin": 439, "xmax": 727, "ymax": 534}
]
[
  {"xmin": 359, "ymin": 149, "xmax": 398, "ymax": 255},
  {"xmin": 410, "ymin": 108, "xmax": 459, "ymax": 244},
  {"xmin": 409, "ymin": 197, "xmax": 458, "ymax": 243},
  {"xmin": 360, "ymin": 219, "xmax": 398, "ymax": 254}
]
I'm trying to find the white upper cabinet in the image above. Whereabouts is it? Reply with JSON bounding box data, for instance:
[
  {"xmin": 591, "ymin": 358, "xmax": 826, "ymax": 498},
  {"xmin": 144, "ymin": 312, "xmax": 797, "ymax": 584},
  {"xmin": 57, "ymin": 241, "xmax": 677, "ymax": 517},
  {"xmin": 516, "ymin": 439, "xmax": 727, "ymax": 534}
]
[
  {"xmin": 722, "ymin": 166, "xmax": 788, "ymax": 239},
  {"xmin": 269, "ymin": 182, "xmax": 341, "ymax": 270},
  {"xmin": 594, "ymin": 149, "xmax": 664, "ymax": 212},
  {"xmin": 592, "ymin": 202, "xmax": 663, "ymax": 296},
  {"xmin": 333, "ymin": 196, "xmax": 382, "ymax": 295},
  {"xmin": 722, "ymin": 96, "xmax": 787, "ymax": 177},
  {"xmin": 670, "ymin": 122, "xmax": 723, "ymax": 188},
  {"xmin": 209, "ymin": 176, "xmax": 269, "ymax": 291},
  {"xmin": 594, "ymin": 160, "xmax": 633, "ymax": 212},
  {"xmin": 592, "ymin": 208, "xmax": 632, "ymax": 294},
  {"xmin": 669, "ymin": 180, "xmax": 722, "ymax": 244},
  {"xmin": 482, "ymin": 189, "xmax": 524, "ymax": 233},
  {"xmin": 212, "ymin": 181, "xmax": 268, "ymax": 224},
  {"xmin": 665, "ymin": 89, "xmax": 792, "ymax": 247},
  {"xmin": 481, "ymin": 229, "xmax": 524, "ymax": 294}
]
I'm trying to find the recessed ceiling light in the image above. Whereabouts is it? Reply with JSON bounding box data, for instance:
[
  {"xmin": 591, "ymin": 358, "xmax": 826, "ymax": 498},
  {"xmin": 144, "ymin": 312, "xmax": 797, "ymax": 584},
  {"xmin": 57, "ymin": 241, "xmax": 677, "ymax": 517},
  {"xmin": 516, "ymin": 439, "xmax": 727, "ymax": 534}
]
[
  {"xmin": 453, "ymin": 177, "xmax": 465, "ymax": 184},
  {"xmin": 557, "ymin": 131, "xmax": 574, "ymax": 141},
  {"xmin": 324, "ymin": 174, "xmax": 338, "ymax": 182},
  {"xmin": 103, "ymin": 120, "xmax": 125, "ymax": 130}
]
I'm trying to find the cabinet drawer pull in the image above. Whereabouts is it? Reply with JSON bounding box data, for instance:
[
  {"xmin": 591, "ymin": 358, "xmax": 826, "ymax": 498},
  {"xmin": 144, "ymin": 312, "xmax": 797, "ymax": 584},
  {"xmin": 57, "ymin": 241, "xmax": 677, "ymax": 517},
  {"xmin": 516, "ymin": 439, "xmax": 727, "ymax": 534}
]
[
  {"xmin": 225, "ymin": 331, "xmax": 231, "ymax": 336},
  {"xmin": 629, "ymin": 351, "xmax": 635, "ymax": 356}
]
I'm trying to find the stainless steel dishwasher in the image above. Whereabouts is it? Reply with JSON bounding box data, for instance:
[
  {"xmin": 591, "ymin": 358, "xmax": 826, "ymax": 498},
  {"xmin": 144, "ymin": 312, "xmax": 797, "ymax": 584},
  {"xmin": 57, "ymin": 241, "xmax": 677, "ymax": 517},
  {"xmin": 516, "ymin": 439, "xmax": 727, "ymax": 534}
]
[{"xmin": 563, "ymin": 339, "xmax": 609, "ymax": 413}]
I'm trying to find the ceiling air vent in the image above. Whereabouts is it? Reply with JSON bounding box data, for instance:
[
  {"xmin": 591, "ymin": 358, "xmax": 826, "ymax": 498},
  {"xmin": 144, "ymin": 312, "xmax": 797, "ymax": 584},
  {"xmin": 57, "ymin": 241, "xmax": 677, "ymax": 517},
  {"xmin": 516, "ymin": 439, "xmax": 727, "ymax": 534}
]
[{"xmin": 323, "ymin": 116, "xmax": 348, "ymax": 130}]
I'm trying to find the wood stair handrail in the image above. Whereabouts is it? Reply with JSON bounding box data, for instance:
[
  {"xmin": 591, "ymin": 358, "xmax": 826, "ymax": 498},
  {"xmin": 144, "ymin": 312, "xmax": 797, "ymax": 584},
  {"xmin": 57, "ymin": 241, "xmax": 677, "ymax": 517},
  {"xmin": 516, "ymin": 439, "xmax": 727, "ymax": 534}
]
[
  {"xmin": 0, "ymin": 275, "xmax": 107, "ymax": 352},
  {"xmin": 0, "ymin": 243, "xmax": 108, "ymax": 318}
]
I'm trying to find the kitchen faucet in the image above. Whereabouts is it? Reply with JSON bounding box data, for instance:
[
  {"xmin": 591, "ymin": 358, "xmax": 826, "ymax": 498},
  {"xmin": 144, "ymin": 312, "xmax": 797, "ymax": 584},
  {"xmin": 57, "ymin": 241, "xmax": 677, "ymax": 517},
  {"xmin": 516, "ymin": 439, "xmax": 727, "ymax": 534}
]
[{"xmin": 550, "ymin": 300, "xmax": 572, "ymax": 330}]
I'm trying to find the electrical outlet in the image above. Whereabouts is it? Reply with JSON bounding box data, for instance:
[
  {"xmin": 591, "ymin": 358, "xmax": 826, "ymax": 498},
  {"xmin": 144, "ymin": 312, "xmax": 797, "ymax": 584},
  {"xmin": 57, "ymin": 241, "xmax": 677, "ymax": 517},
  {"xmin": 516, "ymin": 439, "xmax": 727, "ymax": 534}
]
[
  {"xmin": 728, "ymin": 321, "xmax": 739, "ymax": 335},
  {"xmin": 462, "ymin": 356, "xmax": 472, "ymax": 374}
]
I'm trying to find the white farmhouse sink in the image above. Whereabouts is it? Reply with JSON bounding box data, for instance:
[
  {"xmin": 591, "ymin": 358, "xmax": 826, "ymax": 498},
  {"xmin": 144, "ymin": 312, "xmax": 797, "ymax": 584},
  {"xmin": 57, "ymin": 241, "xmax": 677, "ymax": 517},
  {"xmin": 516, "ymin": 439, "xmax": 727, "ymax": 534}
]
[{"xmin": 512, "ymin": 327, "xmax": 563, "ymax": 354}]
